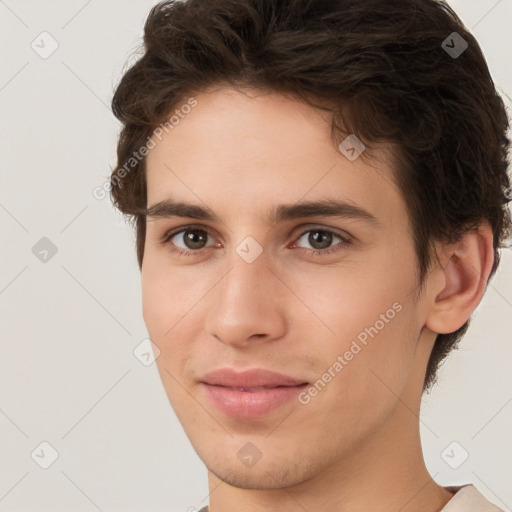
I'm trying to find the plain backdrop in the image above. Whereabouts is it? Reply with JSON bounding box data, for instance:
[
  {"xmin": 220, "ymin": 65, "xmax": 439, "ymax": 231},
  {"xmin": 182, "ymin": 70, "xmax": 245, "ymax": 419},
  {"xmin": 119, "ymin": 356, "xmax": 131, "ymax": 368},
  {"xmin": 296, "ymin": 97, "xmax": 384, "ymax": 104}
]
[{"xmin": 0, "ymin": 1, "xmax": 511, "ymax": 511}]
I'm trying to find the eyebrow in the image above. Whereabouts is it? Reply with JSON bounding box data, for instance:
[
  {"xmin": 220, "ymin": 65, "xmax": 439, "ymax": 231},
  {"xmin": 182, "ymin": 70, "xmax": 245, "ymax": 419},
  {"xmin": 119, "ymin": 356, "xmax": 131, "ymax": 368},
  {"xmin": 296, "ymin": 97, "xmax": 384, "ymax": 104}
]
[{"xmin": 145, "ymin": 197, "xmax": 380, "ymax": 227}]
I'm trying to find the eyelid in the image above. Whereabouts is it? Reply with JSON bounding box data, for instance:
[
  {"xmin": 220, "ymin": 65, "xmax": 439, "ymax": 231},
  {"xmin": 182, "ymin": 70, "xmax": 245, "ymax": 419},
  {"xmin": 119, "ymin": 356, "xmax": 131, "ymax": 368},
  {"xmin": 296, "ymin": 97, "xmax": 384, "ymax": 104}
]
[
  {"xmin": 159, "ymin": 223, "xmax": 218, "ymax": 244},
  {"xmin": 292, "ymin": 223, "xmax": 352, "ymax": 240},
  {"xmin": 161, "ymin": 223, "xmax": 352, "ymax": 241},
  {"xmin": 290, "ymin": 225, "xmax": 352, "ymax": 252},
  {"xmin": 160, "ymin": 223, "xmax": 353, "ymax": 255}
]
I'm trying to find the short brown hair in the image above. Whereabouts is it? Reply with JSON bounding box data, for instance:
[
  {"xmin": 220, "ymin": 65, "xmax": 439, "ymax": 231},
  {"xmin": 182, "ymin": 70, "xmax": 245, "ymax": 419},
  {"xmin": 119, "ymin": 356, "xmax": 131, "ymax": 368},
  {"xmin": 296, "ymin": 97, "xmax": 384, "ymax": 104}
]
[{"xmin": 110, "ymin": 0, "xmax": 511, "ymax": 392}]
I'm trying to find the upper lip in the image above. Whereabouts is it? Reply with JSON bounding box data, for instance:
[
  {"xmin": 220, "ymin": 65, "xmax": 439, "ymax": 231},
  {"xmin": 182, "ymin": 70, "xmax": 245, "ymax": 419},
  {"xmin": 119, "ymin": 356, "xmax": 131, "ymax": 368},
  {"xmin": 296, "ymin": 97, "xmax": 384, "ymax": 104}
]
[{"xmin": 200, "ymin": 368, "xmax": 308, "ymax": 388}]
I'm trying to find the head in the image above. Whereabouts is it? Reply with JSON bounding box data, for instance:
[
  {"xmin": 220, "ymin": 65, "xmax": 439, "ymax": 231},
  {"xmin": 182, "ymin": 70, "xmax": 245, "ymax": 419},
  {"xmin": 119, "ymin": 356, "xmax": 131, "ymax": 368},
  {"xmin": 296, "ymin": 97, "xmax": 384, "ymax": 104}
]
[{"xmin": 110, "ymin": 0, "xmax": 510, "ymax": 490}]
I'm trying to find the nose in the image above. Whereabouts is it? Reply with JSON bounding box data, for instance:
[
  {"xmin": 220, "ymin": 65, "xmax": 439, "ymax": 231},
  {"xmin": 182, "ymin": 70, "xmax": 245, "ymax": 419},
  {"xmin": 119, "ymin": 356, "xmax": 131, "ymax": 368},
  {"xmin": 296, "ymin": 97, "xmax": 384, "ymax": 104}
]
[{"xmin": 204, "ymin": 250, "xmax": 288, "ymax": 348}]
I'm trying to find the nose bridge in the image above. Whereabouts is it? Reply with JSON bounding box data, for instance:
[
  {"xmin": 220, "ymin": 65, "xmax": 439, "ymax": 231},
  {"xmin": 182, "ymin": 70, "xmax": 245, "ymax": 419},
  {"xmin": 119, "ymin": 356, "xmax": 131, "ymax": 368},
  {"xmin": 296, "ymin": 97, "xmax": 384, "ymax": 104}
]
[
  {"xmin": 220, "ymin": 245, "xmax": 271, "ymax": 313},
  {"xmin": 205, "ymin": 244, "xmax": 287, "ymax": 345}
]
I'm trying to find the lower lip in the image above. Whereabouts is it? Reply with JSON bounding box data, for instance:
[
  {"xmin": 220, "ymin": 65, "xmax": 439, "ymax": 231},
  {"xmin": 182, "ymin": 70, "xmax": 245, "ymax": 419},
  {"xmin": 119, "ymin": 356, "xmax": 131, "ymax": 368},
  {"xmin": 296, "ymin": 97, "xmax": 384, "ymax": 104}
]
[{"xmin": 201, "ymin": 383, "xmax": 308, "ymax": 418}]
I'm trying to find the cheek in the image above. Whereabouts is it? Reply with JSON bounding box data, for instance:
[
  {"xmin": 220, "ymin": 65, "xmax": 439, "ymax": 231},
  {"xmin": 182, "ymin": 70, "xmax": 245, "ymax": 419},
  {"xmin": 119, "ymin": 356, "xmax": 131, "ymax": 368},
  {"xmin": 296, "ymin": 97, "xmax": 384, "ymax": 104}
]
[
  {"xmin": 336, "ymin": 308, "xmax": 418, "ymax": 430},
  {"xmin": 293, "ymin": 243, "xmax": 420, "ymax": 393},
  {"xmin": 141, "ymin": 264, "xmax": 167, "ymax": 332},
  {"xmin": 141, "ymin": 257, "xmax": 202, "ymax": 368},
  {"xmin": 142, "ymin": 264, "xmax": 197, "ymax": 407},
  {"xmin": 296, "ymin": 301, "xmax": 419, "ymax": 448},
  {"xmin": 141, "ymin": 252, "xmax": 193, "ymax": 331},
  {"xmin": 292, "ymin": 248, "xmax": 416, "ymax": 340}
]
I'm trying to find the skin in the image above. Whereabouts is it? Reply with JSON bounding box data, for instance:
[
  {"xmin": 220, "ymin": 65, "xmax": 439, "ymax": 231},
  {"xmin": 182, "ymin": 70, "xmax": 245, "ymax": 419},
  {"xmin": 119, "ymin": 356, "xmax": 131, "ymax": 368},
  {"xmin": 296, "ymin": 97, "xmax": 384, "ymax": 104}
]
[{"xmin": 141, "ymin": 85, "xmax": 494, "ymax": 512}]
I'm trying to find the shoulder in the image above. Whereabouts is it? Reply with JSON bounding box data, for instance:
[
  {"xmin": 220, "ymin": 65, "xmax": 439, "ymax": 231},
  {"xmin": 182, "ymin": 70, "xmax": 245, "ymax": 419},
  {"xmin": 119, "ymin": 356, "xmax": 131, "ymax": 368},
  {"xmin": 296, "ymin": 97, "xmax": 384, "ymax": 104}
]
[{"xmin": 441, "ymin": 484, "xmax": 504, "ymax": 512}]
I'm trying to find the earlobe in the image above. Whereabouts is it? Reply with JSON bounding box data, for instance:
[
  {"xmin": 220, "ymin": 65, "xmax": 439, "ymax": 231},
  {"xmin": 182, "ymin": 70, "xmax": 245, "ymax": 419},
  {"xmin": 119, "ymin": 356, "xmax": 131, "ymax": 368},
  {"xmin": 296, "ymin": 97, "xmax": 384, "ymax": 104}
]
[{"xmin": 425, "ymin": 222, "xmax": 495, "ymax": 335}]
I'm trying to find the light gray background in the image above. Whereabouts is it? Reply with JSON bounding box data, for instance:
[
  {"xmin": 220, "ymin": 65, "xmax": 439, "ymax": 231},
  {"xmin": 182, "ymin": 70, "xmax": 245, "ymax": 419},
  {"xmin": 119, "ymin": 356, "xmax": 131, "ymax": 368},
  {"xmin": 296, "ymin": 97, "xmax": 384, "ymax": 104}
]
[{"xmin": 0, "ymin": 1, "xmax": 511, "ymax": 511}]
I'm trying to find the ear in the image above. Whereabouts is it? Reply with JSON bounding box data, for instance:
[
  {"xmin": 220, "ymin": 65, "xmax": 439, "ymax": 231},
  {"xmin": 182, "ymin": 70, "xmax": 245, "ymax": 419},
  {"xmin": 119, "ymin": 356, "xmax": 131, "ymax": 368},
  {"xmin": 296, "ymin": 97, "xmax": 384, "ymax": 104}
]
[{"xmin": 425, "ymin": 221, "xmax": 495, "ymax": 334}]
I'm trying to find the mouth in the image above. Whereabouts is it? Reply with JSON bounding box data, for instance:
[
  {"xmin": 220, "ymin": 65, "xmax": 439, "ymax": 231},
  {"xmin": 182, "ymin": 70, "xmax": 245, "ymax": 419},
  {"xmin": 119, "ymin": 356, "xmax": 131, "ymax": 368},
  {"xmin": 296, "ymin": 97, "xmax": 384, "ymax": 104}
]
[
  {"xmin": 199, "ymin": 368, "xmax": 309, "ymax": 418},
  {"xmin": 229, "ymin": 386, "xmax": 296, "ymax": 391}
]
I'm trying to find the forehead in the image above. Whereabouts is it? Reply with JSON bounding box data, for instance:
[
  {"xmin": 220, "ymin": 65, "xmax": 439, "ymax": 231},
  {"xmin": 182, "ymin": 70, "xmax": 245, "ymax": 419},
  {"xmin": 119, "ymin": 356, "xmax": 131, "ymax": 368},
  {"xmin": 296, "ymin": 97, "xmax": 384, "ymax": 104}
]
[{"xmin": 144, "ymin": 86, "xmax": 404, "ymax": 227}]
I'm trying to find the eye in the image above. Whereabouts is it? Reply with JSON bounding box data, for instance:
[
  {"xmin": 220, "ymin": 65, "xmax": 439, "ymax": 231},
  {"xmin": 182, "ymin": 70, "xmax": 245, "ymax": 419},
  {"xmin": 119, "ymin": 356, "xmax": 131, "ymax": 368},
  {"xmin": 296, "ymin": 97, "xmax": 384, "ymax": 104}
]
[
  {"xmin": 160, "ymin": 224, "xmax": 351, "ymax": 258},
  {"xmin": 160, "ymin": 226, "xmax": 219, "ymax": 255},
  {"xmin": 293, "ymin": 228, "xmax": 350, "ymax": 255}
]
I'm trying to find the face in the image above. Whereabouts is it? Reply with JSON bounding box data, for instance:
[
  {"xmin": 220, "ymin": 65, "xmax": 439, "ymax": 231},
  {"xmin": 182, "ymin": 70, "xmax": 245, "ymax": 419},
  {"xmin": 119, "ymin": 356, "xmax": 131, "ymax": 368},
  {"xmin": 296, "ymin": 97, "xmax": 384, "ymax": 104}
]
[{"xmin": 142, "ymin": 86, "xmax": 433, "ymax": 489}]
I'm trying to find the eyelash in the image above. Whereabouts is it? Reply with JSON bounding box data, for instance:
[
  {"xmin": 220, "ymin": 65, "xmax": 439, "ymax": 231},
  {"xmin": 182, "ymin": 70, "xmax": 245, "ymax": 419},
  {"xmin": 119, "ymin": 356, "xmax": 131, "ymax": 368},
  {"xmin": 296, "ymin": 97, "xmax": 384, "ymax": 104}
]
[{"xmin": 159, "ymin": 224, "xmax": 352, "ymax": 258}]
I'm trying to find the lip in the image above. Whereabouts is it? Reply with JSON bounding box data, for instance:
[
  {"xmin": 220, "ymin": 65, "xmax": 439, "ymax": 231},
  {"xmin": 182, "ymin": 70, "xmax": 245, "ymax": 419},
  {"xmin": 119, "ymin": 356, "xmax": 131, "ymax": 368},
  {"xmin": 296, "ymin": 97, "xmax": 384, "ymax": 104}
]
[{"xmin": 199, "ymin": 368, "xmax": 309, "ymax": 418}]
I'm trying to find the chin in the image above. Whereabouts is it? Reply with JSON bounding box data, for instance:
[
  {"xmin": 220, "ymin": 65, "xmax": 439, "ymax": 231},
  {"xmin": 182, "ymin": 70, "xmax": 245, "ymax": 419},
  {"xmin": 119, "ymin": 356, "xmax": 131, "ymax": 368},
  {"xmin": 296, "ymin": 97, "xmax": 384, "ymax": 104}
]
[{"xmin": 200, "ymin": 447, "xmax": 321, "ymax": 490}]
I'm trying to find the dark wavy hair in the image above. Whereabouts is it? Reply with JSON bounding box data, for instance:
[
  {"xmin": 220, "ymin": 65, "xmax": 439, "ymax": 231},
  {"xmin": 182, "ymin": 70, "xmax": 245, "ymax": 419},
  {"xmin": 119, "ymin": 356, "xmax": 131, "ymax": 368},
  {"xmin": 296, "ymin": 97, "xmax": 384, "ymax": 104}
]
[{"xmin": 110, "ymin": 0, "xmax": 511, "ymax": 392}]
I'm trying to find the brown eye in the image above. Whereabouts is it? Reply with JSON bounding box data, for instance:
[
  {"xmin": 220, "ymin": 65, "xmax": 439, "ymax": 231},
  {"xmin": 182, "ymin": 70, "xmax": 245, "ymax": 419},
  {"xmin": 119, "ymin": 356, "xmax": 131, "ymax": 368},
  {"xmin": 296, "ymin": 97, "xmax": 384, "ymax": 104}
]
[
  {"xmin": 179, "ymin": 229, "xmax": 209, "ymax": 250},
  {"xmin": 162, "ymin": 226, "xmax": 216, "ymax": 254},
  {"xmin": 307, "ymin": 230, "xmax": 335, "ymax": 250},
  {"xmin": 295, "ymin": 229, "xmax": 347, "ymax": 253}
]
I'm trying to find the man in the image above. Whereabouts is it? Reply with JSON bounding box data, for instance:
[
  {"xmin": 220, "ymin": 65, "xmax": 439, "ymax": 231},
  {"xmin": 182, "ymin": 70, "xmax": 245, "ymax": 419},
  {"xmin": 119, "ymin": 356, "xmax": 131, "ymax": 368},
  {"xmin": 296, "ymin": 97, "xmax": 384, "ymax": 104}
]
[{"xmin": 110, "ymin": 0, "xmax": 510, "ymax": 510}]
